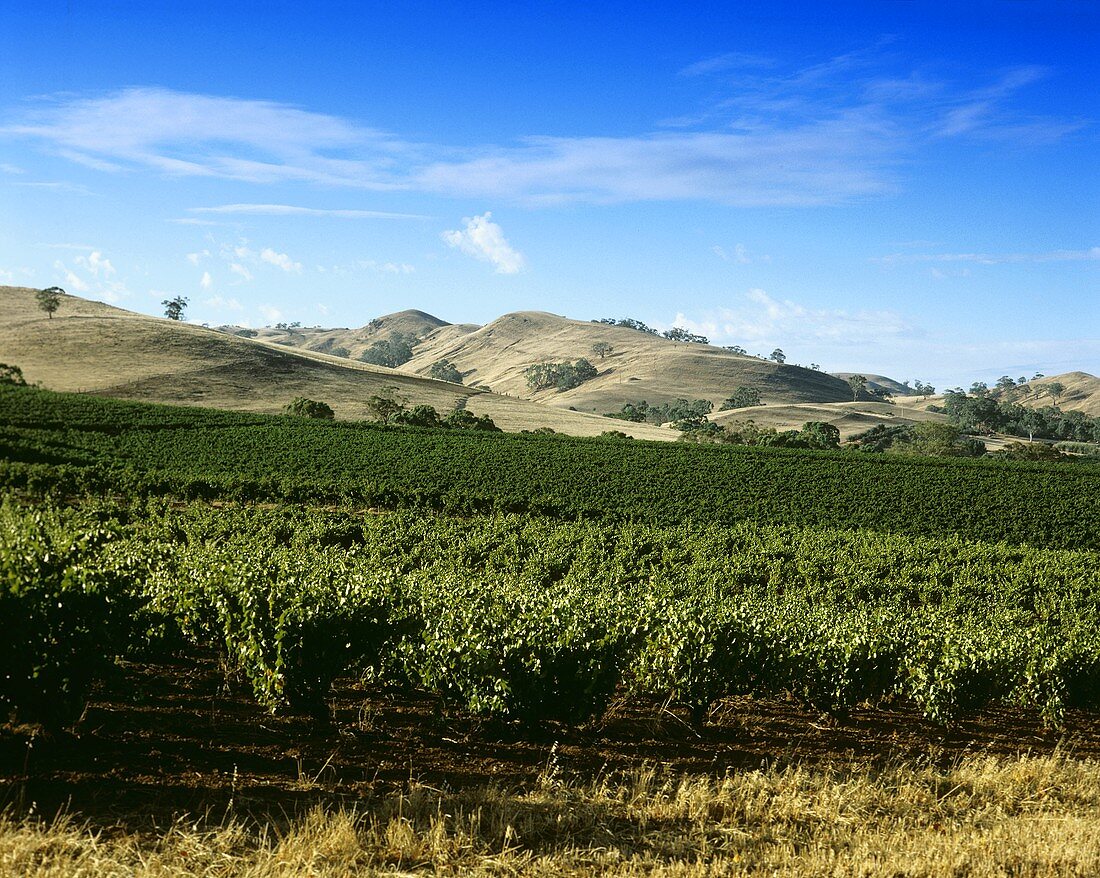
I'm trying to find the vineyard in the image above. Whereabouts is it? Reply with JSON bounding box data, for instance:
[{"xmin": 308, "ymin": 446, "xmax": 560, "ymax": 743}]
[
  {"xmin": 2, "ymin": 384, "xmax": 1098, "ymax": 548},
  {"xmin": 3, "ymin": 383, "xmax": 1100, "ymax": 875},
  {"xmin": 5, "ymin": 497, "xmax": 1100, "ymax": 734}
]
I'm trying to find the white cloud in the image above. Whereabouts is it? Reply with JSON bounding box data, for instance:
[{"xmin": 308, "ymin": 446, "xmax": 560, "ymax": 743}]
[
  {"xmin": 75, "ymin": 250, "xmax": 115, "ymax": 278},
  {"xmin": 53, "ymin": 259, "xmax": 88, "ymax": 292},
  {"xmin": 874, "ymin": 247, "xmax": 1100, "ymax": 267},
  {"xmin": 189, "ymin": 203, "xmax": 428, "ymax": 220},
  {"xmin": 204, "ymin": 295, "xmax": 242, "ymax": 311},
  {"xmin": 200, "ymin": 271, "xmax": 212, "ymax": 289},
  {"xmin": 229, "ymin": 262, "xmax": 253, "ymax": 282},
  {"xmin": 670, "ymin": 288, "xmax": 912, "ymax": 347},
  {"xmin": 442, "ymin": 212, "xmax": 525, "ymax": 274},
  {"xmin": 359, "ymin": 259, "xmax": 415, "ymax": 275},
  {"xmin": 260, "ymin": 248, "xmax": 302, "ymax": 273},
  {"xmin": 186, "ymin": 249, "xmax": 210, "ymax": 265},
  {"xmin": 0, "ymin": 162, "xmax": 24, "ymax": 174},
  {"xmin": 316, "ymin": 303, "xmax": 330, "ymax": 316},
  {"xmin": 5, "ymin": 59, "xmax": 1079, "ymax": 207},
  {"xmin": 713, "ymin": 243, "xmax": 755, "ymax": 264},
  {"xmin": 258, "ymin": 304, "xmax": 282, "ymax": 323}
]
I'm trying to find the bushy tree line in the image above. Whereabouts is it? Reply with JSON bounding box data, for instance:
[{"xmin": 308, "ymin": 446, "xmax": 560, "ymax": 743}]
[
  {"xmin": 525, "ymin": 359, "xmax": 599, "ymax": 392},
  {"xmin": 939, "ymin": 390, "xmax": 1100, "ymax": 443},
  {"xmin": 605, "ymin": 398, "xmax": 713, "ymax": 425},
  {"xmin": 679, "ymin": 419, "xmax": 840, "ymax": 450},
  {"xmin": 847, "ymin": 422, "xmax": 986, "ymax": 457}
]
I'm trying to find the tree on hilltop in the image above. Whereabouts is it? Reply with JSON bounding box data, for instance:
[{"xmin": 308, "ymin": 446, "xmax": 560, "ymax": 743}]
[
  {"xmin": 162, "ymin": 296, "xmax": 189, "ymax": 321},
  {"xmin": 35, "ymin": 287, "xmax": 65, "ymax": 319}
]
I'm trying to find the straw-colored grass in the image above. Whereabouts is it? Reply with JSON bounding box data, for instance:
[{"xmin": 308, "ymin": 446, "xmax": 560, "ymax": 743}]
[{"xmin": 5, "ymin": 754, "xmax": 1100, "ymax": 876}]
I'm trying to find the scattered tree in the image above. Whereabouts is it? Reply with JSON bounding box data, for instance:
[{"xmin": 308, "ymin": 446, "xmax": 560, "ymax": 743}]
[
  {"xmin": 1046, "ymin": 381, "xmax": 1066, "ymax": 409},
  {"xmin": 365, "ymin": 386, "xmax": 406, "ymax": 424},
  {"xmin": 394, "ymin": 404, "xmax": 442, "ymax": 428},
  {"xmin": 847, "ymin": 375, "xmax": 867, "ymax": 401},
  {"xmin": 663, "ymin": 327, "xmax": 709, "ymax": 344},
  {"xmin": 162, "ymin": 296, "xmax": 189, "ymax": 321},
  {"xmin": 593, "ymin": 317, "xmax": 658, "ymax": 334},
  {"xmin": 0, "ymin": 363, "xmax": 27, "ymax": 386},
  {"xmin": 798, "ymin": 421, "xmax": 841, "ymax": 450},
  {"xmin": 283, "ymin": 397, "xmax": 334, "ymax": 419},
  {"xmin": 719, "ymin": 386, "xmax": 763, "ymax": 410},
  {"xmin": 429, "ymin": 359, "xmax": 463, "ymax": 383},
  {"xmin": 769, "ymin": 348, "xmax": 786, "ymax": 364},
  {"xmin": 359, "ymin": 332, "xmax": 418, "ymax": 368},
  {"xmin": 723, "ymin": 345, "xmax": 747, "ymax": 355},
  {"xmin": 525, "ymin": 358, "xmax": 598, "ymax": 392},
  {"xmin": 35, "ymin": 287, "xmax": 65, "ymax": 319},
  {"xmin": 591, "ymin": 341, "xmax": 614, "ymax": 359}
]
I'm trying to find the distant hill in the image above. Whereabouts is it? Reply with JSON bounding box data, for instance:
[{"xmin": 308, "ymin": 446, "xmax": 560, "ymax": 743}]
[
  {"xmin": 1012, "ymin": 372, "xmax": 1100, "ymax": 417},
  {"xmin": 831, "ymin": 373, "xmax": 920, "ymax": 397},
  {"xmin": 240, "ymin": 308, "xmax": 454, "ymax": 359},
  {"xmin": 0, "ymin": 287, "xmax": 672, "ymax": 440},
  {"xmin": 711, "ymin": 400, "xmax": 947, "ymax": 440},
  {"xmin": 393, "ymin": 311, "xmax": 854, "ymax": 414}
]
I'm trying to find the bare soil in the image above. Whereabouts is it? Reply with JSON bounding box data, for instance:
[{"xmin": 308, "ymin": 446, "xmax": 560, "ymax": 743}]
[{"xmin": 3, "ymin": 649, "xmax": 1099, "ymax": 831}]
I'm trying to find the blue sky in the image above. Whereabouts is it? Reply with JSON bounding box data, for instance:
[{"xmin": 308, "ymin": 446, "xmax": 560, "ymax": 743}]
[{"xmin": 1, "ymin": 0, "xmax": 1097, "ymax": 388}]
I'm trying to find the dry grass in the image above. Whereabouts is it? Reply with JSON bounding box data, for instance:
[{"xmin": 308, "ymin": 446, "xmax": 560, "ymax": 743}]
[
  {"xmin": 5, "ymin": 754, "xmax": 1100, "ymax": 876},
  {"xmin": 0, "ymin": 286, "xmax": 670, "ymax": 440}
]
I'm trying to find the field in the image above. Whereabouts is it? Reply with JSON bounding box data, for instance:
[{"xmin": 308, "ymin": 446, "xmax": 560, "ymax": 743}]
[{"xmin": 3, "ymin": 386, "xmax": 1100, "ymax": 875}]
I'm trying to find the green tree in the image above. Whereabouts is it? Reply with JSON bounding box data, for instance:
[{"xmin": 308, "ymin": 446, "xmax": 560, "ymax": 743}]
[
  {"xmin": 591, "ymin": 341, "xmax": 614, "ymax": 359},
  {"xmin": 0, "ymin": 363, "xmax": 27, "ymax": 386},
  {"xmin": 847, "ymin": 375, "xmax": 867, "ymax": 401},
  {"xmin": 1046, "ymin": 381, "xmax": 1066, "ymax": 409},
  {"xmin": 769, "ymin": 348, "xmax": 786, "ymax": 363},
  {"xmin": 35, "ymin": 286, "xmax": 65, "ymax": 319},
  {"xmin": 162, "ymin": 296, "xmax": 189, "ymax": 321},
  {"xmin": 798, "ymin": 421, "xmax": 841, "ymax": 450},
  {"xmin": 359, "ymin": 332, "xmax": 418, "ymax": 368},
  {"xmin": 365, "ymin": 387, "xmax": 406, "ymax": 424},
  {"xmin": 429, "ymin": 359, "xmax": 463, "ymax": 383},
  {"xmin": 394, "ymin": 404, "xmax": 441, "ymax": 427},
  {"xmin": 283, "ymin": 397, "xmax": 335, "ymax": 419},
  {"xmin": 719, "ymin": 386, "xmax": 763, "ymax": 410}
]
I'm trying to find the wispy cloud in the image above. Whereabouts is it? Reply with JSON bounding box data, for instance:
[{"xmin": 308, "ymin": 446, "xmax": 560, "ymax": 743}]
[
  {"xmin": 3, "ymin": 57, "xmax": 1082, "ymax": 208},
  {"xmin": 204, "ymin": 294, "xmax": 241, "ymax": 311},
  {"xmin": 442, "ymin": 212, "xmax": 525, "ymax": 274},
  {"xmin": 260, "ymin": 248, "xmax": 302, "ymax": 273},
  {"xmin": 229, "ymin": 262, "xmax": 253, "ymax": 282},
  {"xmin": 874, "ymin": 247, "xmax": 1100, "ymax": 266},
  {"xmin": 200, "ymin": 271, "xmax": 212, "ymax": 289},
  {"xmin": 712, "ymin": 243, "xmax": 767, "ymax": 264},
  {"xmin": 189, "ymin": 203, "xmax": 429, "ymax": 219},
  {"xmin": 359, "ymin": 260, "xmax": 415, "ymax": 275},
  {"xmin": 670, "ymin": 288, "xmax": 913, "ymax": 347}
]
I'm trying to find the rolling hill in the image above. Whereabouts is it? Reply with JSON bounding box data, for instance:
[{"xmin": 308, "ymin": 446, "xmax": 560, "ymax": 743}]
[{"xmin": 0, "ymin": 287, "xmax": 672, "ymax": 439}]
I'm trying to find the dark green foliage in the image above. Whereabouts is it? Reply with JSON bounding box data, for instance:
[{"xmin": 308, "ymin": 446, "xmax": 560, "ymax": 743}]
[
  {"xmin": 719, "ymin": 386, "xmax": 762, "ymax": 410},
  {"xmin": 429, "ymin": 359, "xmax": 463, "ymax": 384},
  {"xmin": 593, "ymin": 317, "xmax": 658, "ymax": 334},
  {"xmin": 0, "ymin": 363, "xmax": 27, "ymax": 386},
  {"xmin": 662, "ymin": 327, "xmax": 709, "ymax": 344},
  {"xmin": 443, "ymin": 409, "xmax": 500, "ymax": 431},
  {"xmin": 35, "ymin": 287, "xmax": 64, "ymax": 319},
  {"xmin": 359, "ymin": 332, "xmax": 417, "ymax": 367},
  {"xmin": 524, "ymin": 359, "xmax": 598, "ymax": 392},
  {"xmin": 798, "ymin": 421, "xmax": 841, "ymax": 450},
  {"xmin": 0, "ymin": 385, "xmax": 1098, "ymax": 549},
  {"xmin": 395, "ymin": 404, "xmax": 442, "ymax": 428},
  {"xmin": 162, "ymin": 296, "xmax": 188, "ymax": 321},
  {"xmin": 284, "ymin": 397, "xmax": 335, "ymax": 419}
]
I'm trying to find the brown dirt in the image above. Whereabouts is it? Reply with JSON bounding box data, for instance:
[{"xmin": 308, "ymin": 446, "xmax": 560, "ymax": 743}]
[{"xmin": 3, "ymin": 650, "xmax": 1099, "ymax": 830}]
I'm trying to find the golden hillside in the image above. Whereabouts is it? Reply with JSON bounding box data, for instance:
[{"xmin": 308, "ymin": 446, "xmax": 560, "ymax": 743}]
[
  {"xmin": 711, "ymin": 400, "xmax": 947, "ymax": 440},
  {"xmin": 0, "ymin": 287, "xmax": 672, "ymax": 439},
  {"xmin": 396, "ymin": 311, "xmax": 854, "ymax": 415}
]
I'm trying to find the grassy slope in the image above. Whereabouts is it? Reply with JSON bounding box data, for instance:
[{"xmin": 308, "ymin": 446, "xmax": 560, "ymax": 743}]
[
  {"xmin": 399, "ymin": 311, "xmax": 856, "ymax": 413},
  {"xmin": 712, "ymin": 399, "xmax": 947, "ymax": 439},
  {"xmin": 0, "ymin": 287, "xmax": 672, "ymax": 440}
]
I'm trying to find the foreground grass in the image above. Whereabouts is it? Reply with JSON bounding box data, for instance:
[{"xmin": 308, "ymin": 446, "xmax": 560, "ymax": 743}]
[{"xmin": 5, "ymin": 754, "xmax": 1100, "ymax": 876}]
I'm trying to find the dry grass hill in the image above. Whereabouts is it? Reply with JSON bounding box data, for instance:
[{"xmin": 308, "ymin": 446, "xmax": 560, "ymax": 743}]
[
  {"xmin": 396, "ymin": 311, "xmax": 855, "ymax": 414},
  {"xmin": 0, "ymin": 287, "xmax": 671, "ymax": 439},
  {"xmin": 831, "ymin": 372, "xmax": 920, "ymax": 397},
  {"xmin": 711, "ymin": 400, "xmax": 946, "ymax": 440},
  {"xmin": 1015, "ymin": 372, "xmax": 1100, "ymax": 417}
]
